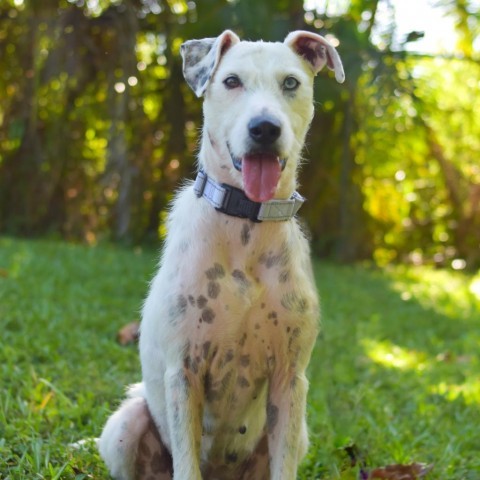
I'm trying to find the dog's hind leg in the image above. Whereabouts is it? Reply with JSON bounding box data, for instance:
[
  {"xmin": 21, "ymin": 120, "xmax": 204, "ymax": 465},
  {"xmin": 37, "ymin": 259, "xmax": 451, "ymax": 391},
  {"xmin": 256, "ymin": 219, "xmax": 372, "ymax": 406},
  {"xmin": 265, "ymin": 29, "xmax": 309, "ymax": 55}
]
[{"xmin": 99, "ymin": 383, "xmax": 173, "ymax": 480}]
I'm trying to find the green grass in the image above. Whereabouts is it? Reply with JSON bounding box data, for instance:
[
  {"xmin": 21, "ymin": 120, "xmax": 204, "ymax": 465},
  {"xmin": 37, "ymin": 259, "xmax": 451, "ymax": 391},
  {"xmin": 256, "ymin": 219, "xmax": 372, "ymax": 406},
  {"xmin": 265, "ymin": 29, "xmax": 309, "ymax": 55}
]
[{"xmin": 1, "ymin": 237, "xmax": 479, "ymax": 479}]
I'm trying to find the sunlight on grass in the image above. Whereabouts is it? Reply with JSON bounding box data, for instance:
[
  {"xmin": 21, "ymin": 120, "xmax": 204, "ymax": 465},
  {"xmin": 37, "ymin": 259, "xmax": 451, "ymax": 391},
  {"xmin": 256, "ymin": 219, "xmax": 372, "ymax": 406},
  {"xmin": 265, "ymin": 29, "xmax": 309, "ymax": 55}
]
[
  {"xmin": 431, "ymin": 379, "xmax": 480, "ymax": 405},
  {"xmin": 362, "ymin": 339, "xmax": 429, "ymax": 371},
  {"xmin": 389, "ymin": 266, "xmax": 478, "ymax": 315}
]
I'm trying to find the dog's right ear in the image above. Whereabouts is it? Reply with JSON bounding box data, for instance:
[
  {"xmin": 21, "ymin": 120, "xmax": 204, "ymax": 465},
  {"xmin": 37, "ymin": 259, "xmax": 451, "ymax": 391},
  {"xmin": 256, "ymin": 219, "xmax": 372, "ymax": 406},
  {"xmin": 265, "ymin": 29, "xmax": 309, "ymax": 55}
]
[{"xmin": 181, "ymin": 30, "xmax": 240, "ymax": 97}]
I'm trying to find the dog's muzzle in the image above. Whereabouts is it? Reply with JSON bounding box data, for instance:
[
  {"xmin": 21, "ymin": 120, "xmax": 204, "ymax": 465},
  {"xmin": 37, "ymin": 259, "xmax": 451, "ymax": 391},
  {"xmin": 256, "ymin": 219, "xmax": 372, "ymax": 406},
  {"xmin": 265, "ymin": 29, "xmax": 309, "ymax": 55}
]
[{"xmin": 228, "ymin": 114, "xmax": 288, "ymax": 172}]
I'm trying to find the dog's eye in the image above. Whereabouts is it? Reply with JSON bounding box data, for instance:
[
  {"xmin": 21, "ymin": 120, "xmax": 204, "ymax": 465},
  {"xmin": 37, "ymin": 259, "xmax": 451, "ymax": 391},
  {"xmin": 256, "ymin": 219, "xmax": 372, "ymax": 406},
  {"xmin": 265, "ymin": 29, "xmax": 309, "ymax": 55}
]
[
  {"xmin": 283, "ymin": 76, "xmax": 300, "ymax": 91},
  {"xmin": 223, "ymin": 75, "xmax": 242, "ymax": 89}
]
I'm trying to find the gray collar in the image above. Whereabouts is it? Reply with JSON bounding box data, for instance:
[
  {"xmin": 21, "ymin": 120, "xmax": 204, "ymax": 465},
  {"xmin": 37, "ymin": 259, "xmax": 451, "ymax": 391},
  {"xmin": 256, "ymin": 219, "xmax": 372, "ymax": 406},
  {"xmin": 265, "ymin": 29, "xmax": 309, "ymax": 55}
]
[{"xmin": 193, "ymin": 170, "xmax": 305, "ymax": 222}]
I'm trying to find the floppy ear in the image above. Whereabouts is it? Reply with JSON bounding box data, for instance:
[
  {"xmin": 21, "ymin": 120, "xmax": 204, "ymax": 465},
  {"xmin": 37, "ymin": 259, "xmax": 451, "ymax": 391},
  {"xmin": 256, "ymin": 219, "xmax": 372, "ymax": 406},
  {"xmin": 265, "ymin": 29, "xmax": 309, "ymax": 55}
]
[
  {"xmin": 284, "ymin": 30, "xmax": 345, "ymax": 83},
  {"xmin": 180, "ymin": 30, "xmax": 240, "ymax": 97}
]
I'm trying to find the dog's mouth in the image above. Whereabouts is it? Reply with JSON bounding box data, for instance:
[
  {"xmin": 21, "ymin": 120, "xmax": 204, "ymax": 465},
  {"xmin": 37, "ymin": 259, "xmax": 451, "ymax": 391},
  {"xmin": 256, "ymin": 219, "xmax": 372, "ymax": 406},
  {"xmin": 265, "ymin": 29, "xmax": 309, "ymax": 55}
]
[{"xmin": 228, "ymin": 144, "xmax": 287, "ymax": 203}]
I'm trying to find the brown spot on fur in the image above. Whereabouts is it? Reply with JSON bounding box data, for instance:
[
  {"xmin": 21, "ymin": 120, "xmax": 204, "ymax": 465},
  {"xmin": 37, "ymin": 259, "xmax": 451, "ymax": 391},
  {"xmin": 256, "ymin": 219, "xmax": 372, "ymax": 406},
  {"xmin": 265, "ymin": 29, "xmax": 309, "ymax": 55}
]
[
  {"xmin": 201, "ymin": 307, "xmax": 215, "ymax": 324},
  {"xmin": 279, "ymin": 270, "xmax": 290, "ymax": 283},
  {"xmin": 168, "ymin": 294, "xmax": 188, "ymax": 324},
  {"xmin": 204, "ymin": 372, "xmax": 213, "ymax": 400},
  {"xmin": 232, "ymin": 269, "xmax": 251, "ymax": 289},
  {"xmin": 202, "ymin": 341, "xmax": 211, "ymax": 359},
  {"xmin": 241, "ymin": 223, "xmax": 251, "ymax": 246},
  {"xmin": 266, "ymin": 402, "xmax": 279, "ymax": 434},
  {"xmin": 197, "ymin": 295, "xmax": 208, "ymax": 309},
  {"xmin": 237, "ymin": 376, "xmax": 250, "ymax": 388},
  {"xmin": 205, "ymin": 263, "xmax": 225, "ymax": 280},
  {"xmin": 288, "ymin": 327, "xmax": 301, "ymax": 350},
  {"xmin": 205, "ymin": 369, "xmax": 233, "ymax": 402},
  {"xmin": 240, "ymin": 354, "xmax": 250, "ymax": 367},
  {"xmin": 267, "ymin": 311, "xmax": 277, "ymax": 320},
  {"xmin": 225, "ymin": 349, "xmax": 234, "ymax": 363},
  {"xmin": 208, "ymin": 132, "xmax": 216, "ymax": 148},
  {"xmin": 239, "ymin": 333, "xmax": 247, "ymax": 346},
  {"xmin": 281, "ymin": 292, "xmax": 308, "ymax": 313},
  {"xmin": 188, "ymin": 295, "xmax": 195, "ymax": 306},
  {"xmin": 219, "ymin": 349, "xmax": 234, "ymax": 369},
  {"xmin": 259, "ymin": 243, "xmax": 289, "ymax": 269},
  {"xmin": 191, "ymin": 358, "xmax": 199, "ymax": 374},
  {"xmin": 178, "ymin": 295, "xmax": 188, "ymax": 312},
  {"xmin": 189, "ymin": 356, "xmax": 200, "ymax": 374},
  {"xmin": 207, "ymin": 281, "xmax": 221, "ymax": 299},
  {"xmin": 225, "ymin": 451, "xmax": 238, "ymax": 464}
]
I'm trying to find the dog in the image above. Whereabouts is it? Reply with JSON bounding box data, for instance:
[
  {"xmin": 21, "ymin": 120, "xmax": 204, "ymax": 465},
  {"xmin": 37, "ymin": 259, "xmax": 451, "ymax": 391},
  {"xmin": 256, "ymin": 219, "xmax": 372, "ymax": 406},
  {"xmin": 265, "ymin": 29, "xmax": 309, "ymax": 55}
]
[{"xmin": 99, "ymin": 29, "xmax": 344, "ymax": 480}]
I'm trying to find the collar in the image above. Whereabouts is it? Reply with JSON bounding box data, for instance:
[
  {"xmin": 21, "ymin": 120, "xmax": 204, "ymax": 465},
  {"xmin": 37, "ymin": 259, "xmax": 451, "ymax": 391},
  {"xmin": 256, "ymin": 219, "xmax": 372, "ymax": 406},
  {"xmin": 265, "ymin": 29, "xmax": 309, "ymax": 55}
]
[{"xmin": 193, "ymin": 170, "xmax": 305, "ymax": 222}]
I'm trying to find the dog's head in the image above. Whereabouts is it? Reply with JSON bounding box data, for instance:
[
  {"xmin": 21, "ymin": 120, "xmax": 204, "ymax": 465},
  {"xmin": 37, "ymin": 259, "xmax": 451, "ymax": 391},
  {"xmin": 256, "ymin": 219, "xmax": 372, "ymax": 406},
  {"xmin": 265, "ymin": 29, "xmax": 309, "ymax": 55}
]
[{"xmin": 181, "ymin": 30, "xmax": 344, "ymax": 202}]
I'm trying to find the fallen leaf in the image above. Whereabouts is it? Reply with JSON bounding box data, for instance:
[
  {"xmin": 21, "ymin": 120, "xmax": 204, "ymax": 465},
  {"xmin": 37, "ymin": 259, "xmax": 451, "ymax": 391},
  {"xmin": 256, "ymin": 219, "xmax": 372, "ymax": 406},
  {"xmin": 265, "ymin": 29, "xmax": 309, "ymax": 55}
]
[
  {"xmin": 117, "ymin": 321, "xmax": 140, "ymax": 345},
  {"xmin": 0, "ymin": 268, "xmax": 8, "ymax": 278},
  {"xmin": 368, "ymin": 463, "xmax": 433, "ymax": 479}
]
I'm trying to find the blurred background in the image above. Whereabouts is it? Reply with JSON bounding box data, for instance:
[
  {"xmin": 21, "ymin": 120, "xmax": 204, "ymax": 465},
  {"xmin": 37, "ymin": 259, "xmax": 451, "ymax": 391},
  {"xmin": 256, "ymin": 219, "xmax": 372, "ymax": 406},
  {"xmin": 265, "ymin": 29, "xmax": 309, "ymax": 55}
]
[{"xmin": 0, "ymin": 0, "xmax": 479, "ymax": 268}]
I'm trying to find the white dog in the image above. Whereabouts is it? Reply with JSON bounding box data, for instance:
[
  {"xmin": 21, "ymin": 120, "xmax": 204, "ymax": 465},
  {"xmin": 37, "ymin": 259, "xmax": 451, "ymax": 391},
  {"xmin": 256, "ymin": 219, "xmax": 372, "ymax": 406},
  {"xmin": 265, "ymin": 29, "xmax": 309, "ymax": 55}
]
[{"xmin": 99, "ymin": 30, "xmax": 344, "ymax": 480}]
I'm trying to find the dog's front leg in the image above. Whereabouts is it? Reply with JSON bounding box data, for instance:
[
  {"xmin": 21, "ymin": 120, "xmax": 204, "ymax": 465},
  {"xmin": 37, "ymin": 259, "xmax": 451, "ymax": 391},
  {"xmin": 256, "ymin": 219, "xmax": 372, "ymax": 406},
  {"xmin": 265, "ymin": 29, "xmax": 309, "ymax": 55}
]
[
  {"xmin": 267, "ymin": 372, "xmax": 309, "ymax": 479},
  {"xmin": 164, "ymin": 368, "xmax": 202, "ymax": 480}
]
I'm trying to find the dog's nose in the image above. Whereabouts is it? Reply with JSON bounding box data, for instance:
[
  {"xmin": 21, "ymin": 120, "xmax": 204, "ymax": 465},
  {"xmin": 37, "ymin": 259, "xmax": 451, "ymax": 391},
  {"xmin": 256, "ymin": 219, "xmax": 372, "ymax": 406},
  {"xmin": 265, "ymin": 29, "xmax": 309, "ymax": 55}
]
[{"xmin": 248, "ymin": 116, "xmax": 281, "ymax": 145}]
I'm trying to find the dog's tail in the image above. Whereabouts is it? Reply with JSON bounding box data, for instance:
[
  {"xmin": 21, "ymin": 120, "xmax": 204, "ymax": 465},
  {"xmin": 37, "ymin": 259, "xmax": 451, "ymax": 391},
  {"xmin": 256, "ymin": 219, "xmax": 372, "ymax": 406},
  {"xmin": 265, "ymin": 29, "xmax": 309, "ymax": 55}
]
[{"xmin": 98, "ymin": 383, "xmax": 149, "ymax": 480}]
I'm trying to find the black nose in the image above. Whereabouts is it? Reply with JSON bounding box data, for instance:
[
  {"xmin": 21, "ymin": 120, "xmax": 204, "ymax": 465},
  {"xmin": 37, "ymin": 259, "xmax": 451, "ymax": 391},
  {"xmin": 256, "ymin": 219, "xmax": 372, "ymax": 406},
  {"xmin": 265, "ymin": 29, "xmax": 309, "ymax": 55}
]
[{"xmin": 248, "ymin": 116, "xmax": 281, "ymax": 145}]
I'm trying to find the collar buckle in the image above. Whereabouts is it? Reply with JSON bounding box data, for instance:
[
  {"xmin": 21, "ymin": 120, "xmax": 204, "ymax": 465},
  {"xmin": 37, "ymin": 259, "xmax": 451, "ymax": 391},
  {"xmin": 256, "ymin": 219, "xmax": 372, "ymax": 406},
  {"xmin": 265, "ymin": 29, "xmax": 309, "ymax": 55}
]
[{"xmin": 217, "ymin": 184, "xmax": 262, "ymax": 222}]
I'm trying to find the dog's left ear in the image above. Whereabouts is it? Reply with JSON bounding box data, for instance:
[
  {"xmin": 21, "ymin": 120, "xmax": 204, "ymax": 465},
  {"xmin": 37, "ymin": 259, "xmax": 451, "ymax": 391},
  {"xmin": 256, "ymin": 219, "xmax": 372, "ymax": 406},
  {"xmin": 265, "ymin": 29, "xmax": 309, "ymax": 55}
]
[
  {"xmin": 284, "ymin": 31, "xmax": 345, "ymax": 83},
  {"xmin": 181, "ymin": 30, "xmax": 240, "ymax": 97}
]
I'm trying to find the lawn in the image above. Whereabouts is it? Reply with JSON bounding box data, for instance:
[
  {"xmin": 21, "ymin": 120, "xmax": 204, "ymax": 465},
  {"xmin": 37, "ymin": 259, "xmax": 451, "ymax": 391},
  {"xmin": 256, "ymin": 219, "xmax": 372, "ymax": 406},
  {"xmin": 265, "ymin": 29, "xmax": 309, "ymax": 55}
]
[{"xmin": 0, "ymin": 237, "xmax": 479, "ymax": 479}]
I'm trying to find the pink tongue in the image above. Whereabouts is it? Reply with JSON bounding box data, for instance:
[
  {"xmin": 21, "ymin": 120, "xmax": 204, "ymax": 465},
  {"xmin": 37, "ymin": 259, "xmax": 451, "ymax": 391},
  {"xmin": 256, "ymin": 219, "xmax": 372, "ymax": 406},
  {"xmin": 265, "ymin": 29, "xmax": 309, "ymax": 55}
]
[{"xmin": 242, "ymin": 154, "xmax": 281, "ymax": 202}]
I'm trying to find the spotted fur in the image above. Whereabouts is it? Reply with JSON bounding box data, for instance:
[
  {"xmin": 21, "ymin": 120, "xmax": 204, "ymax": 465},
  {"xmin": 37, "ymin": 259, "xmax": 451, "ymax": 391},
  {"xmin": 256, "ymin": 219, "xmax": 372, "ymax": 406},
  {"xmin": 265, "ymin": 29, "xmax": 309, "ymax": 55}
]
[{"xmin": 99, "ymin": 29, "xmax": 344, "ymax": 480}]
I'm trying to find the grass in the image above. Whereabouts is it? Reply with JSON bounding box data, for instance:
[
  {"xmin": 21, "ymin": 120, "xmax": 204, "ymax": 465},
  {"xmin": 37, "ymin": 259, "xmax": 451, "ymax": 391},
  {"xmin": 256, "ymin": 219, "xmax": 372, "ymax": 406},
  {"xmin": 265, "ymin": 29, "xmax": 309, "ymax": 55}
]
[{"xmin": 0, "ymin": 237, "xmax": 479, "ymax": 479}]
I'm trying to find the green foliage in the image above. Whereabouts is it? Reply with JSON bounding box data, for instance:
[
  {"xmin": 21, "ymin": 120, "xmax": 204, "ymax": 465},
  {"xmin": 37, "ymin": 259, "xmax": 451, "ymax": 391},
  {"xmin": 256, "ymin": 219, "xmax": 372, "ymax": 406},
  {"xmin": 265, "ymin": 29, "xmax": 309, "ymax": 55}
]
[{"xmin": 1, "ymin": 238, "xmax": 479, "ymax": 478}]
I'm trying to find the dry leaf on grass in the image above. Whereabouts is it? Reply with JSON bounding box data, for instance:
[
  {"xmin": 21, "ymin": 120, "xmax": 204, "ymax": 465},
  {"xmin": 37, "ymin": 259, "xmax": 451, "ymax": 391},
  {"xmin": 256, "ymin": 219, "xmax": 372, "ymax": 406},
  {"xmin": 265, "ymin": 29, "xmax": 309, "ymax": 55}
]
[
  {"xmin": 116, "ymin": 321, "xmax": 140, "ymax": 345},
  {"xmin": 367, "ymin": 463, "xmax": 433, "ymax": 479}
]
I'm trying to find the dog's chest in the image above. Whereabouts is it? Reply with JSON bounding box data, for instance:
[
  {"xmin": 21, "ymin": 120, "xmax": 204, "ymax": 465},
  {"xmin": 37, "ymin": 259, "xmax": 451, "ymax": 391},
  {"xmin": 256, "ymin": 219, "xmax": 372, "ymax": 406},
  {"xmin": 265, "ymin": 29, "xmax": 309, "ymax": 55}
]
[
  {"xmin": 142, "ymin": 191, "xmax": 319, "ymax": 462},
  {"xmin": 174, "ymin": 214, "xmax": 315, "ymax": 417},
  {"xmin": 179, "ymin": 242, "xmax": 311, "ymax": 463}
]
